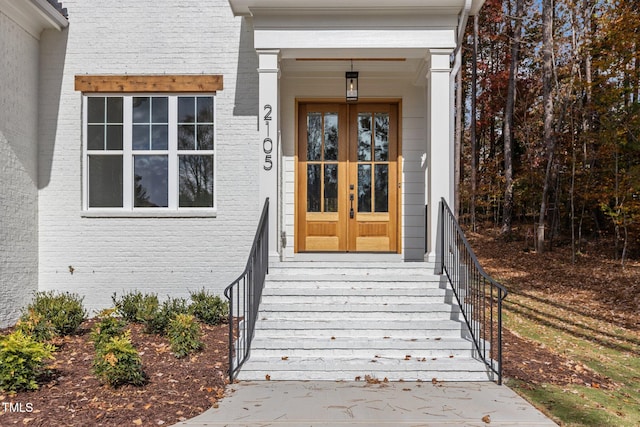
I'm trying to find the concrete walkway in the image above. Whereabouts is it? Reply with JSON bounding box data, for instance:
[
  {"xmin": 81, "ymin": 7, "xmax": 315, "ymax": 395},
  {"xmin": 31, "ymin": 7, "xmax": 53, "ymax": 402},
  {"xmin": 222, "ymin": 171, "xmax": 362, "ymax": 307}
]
[{"xmin": 175, "ymin": 381, "xmax": 557, "ymax": 426}]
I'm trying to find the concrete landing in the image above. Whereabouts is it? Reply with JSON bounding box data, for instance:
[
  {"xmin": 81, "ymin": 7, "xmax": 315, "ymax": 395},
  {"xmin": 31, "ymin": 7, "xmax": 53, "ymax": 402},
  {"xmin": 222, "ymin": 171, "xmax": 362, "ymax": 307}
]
[{"xmin": 174, "ymin": 381, "xmax": 557, "ymax": 426}]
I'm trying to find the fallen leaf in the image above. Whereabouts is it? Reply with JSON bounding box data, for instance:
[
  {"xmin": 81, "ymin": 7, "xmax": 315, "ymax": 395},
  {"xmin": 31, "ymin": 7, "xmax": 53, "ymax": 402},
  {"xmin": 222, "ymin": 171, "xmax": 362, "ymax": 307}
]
[
  {"xmin": 281, "ymin": 356, "xmax": 289, "ymax": 360},
  {"xmin": 265, "ymin": 374, "xmax": 271, "ymax": 381},
  {"xmin": 355, "ymin": 376, "xmax": 361, "ymax": 381},
  {"xmin": 133, "ymin": 419, "xmax": 143, "ymax": 426},
  {"xmin": 482, "ymin": 414, "xmax": 491, "ymax": 424},
  {"xmin": 405, "ymin": 355, "xmax": 411, "ymax": 360}
]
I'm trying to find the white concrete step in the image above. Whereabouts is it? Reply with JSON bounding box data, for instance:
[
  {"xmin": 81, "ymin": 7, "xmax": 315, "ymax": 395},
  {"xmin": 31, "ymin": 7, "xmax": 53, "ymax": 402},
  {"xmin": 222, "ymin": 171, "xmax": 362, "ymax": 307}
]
[
  {"xmin": 237, "ymin": 356, "xmax": 490, "ymax": 382},
  {"xmin": 253, "ymin": 322, "xmax": 465, "ymax": 339},
  {"xmin": 249, "ymin": 336, "xmax": 476, "ymax": 358},
  {"xmin": 237, "ymin": 262, "xmax": 489, "ymax": 382}
]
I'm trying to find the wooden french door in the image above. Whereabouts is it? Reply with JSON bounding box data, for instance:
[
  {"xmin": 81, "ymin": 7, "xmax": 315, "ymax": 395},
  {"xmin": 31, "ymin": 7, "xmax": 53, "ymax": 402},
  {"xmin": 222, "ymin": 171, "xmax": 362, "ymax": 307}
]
[{"xmin": 297, "ymin": 102, "xmax": 399, "ymax": 252}]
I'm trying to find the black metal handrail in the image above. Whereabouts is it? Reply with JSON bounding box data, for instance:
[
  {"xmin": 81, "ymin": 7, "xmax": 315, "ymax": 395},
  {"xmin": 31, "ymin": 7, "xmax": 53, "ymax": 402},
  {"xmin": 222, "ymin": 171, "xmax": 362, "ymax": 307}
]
[
  {"xmin": 440, "ymin": 198, "xmax": 508, "ymax": 384},
  {"xmin": 224, "ymin": 198, "xmax": 269, "ymax": 382}
]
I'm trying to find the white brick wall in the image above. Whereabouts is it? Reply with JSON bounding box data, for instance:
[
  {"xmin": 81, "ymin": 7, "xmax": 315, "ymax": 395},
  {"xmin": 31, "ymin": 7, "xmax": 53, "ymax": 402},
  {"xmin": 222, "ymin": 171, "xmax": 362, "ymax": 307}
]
[
  {"xmin": 37, "ymin": 1, "xmax": 261, "ymax": 315},
  {"xmin": 0, "ymin": 11, "xmax": 40, "ymax": 328}
]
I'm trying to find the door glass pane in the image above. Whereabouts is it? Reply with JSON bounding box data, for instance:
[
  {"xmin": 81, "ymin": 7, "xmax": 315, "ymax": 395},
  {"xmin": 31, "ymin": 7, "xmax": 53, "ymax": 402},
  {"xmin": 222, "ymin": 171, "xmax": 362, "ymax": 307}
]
[
  {"xmin": 152, "ymin": 125, "xmax": 168, "ymax": 150},
  {"xmin": 88, "ymin": 155, "xmax": 122, "ymax": 207},
  {"xmin": 375, "ymin": 164, "xmax": 389, "ymax": 212},
  {"xmin": 324, "ymin": 164, "xmax": 338, "ymax": 213},
  {"xmin": 374, "ymin": 113, "xmax": 389, "ymax": 161},
  {"xmin": 179, "ymin": 155, "xmax": 214, "ymax": 207},
  {"xmin": 358, "ymin": 164, "xmax": 371, "ymax": 213},
  {"xmin": 152, "ymin": 97, "xmax": 168, "ymax": 123},
  {"xmin": 107, "ymin": 98, "xmax": 123, "ymax": 123},
  {"xmin": 307, "ymin": 164, "xmax": 321, "ymax": 212},
  {"xmin": 324, "ymin": 113, "xmax": 338, "ymax": 161},
  {"xmin": 134, "ymin": 155, "xmax": 168, "ymax": 207},
  {"xmin": 358, "ymin": 113, "xmax": 372, "ymax": 161},
  {"xmin": 307, "ymin": 113, "xmax": 322, "ymax": 161}
]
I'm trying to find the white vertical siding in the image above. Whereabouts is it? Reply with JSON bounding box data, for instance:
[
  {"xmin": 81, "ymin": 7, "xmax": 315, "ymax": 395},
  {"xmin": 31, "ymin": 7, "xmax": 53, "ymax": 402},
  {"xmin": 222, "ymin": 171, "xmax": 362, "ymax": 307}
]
[{"xmin": 0, "ymin": 11, "xmax": 40, "ymax": 327}]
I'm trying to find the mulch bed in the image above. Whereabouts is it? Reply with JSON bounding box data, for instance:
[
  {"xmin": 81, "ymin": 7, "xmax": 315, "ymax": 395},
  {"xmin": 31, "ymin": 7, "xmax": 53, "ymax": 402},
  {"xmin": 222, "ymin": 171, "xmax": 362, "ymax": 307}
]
[{"xmin": 0, "ymin": 320, "xmax": 229, "ymax": 426}]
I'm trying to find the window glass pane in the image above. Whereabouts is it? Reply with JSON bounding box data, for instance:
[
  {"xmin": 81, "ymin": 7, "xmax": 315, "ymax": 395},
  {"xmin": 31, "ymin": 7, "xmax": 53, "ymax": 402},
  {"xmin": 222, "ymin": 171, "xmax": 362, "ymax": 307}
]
[
  {"xmin": 178, "ymin": 125, "xmax": 195, "ymax": 150},
  {"xmin": 324, "ymin": 164, "xmax": 338, "ymax": 213},
  {"xmin": 88, "ymin": 98, "xmax": 105, "ymax": 123},
  {"xmin": 134, "ymin": 155, "xmax": 168, "ymax": 207},
  {"xmin": 197, "ymin": 125, "xmax": 214, "ymax": 150},
  {"xmin": 152, "ymin": 125, "xmax": 168, "ymax": 150},
  {"xmin": 89, "ymin": 155, "xmax": 122, "ymax": 207},
  {"xmin": 307, "ymin": 164, "xmax": 321, "ymax": 212},
  {"xmin": 358, "ymin": 113, "xmax": 372, "ymax": 161},
  {"xmin": 197, "ymin": 97, "xmax": 214, "ymax": 122},
  {"xmin": 106, "ymin": 125, "xmax": 123, "ymax": 150},
  {"xmin": 88, "ymin": 125, "xmax": 105, "ymax": 150},
  {"xmin": 132, "ymin": 97, "xmax": 150, "ymax": 123},
  {"xmin": 133, "ymin": 125, "xmax": 150, "ymax": 150},
  {"xmin": 374, "ymin": 164, "xmax": 389, "ymax": 212},
  {"xmin": 324, "ymin": 113, "xmax": 338, "ymax": 161},
  {"xmin": 358, "ymin": 164, "xmax": 372, "ymax": 213},
  {"xmin": 307, "ymin": 113, "xmax": 322, "ymax": 161},
  {"xmin": 178, "ymin": 97, "xmax": 195, "ymax": 123},
  {"xmin": 152, "ymin": 97, "xmax": 168, "ymax": 123},
  {"xmin": 374, "ymin": 113, "xmax": 389, "ymax": 161},
  {"xmin": 179, "ymin": 155, "xmax": 214, "ymax": 207},
  {"xmin": 107, "ymin": 97, "xmax": 123, "ymax": 123}
]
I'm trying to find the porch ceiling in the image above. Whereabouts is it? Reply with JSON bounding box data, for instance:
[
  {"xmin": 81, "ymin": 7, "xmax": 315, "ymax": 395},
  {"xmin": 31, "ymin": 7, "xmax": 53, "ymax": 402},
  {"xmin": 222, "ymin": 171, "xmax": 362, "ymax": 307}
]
[{"xmin": 228, "ymin": 0, "xmax": 485, "ymax": 16}]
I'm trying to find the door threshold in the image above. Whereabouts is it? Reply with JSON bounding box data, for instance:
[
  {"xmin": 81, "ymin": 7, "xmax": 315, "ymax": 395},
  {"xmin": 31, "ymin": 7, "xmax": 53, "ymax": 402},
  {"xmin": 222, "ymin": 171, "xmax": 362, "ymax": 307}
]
[{"xmin": 288, "ymin": 253, "xmax": 403, "ymax": 262}]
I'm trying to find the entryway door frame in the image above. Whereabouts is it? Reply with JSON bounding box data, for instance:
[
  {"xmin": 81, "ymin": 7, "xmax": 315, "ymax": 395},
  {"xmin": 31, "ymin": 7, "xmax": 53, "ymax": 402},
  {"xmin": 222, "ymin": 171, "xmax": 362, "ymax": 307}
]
[{"xmin": 295, "ymin": 99, "xmax": 402, "ymax": 254}]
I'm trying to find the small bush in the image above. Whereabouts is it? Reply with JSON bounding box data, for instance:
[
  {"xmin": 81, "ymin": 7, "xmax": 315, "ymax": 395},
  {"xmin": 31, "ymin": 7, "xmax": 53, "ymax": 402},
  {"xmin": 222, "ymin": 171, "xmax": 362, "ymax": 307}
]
[
  {"xmin": 90, "ymin": 309, "xmax": 127, "ymax": 349},
  {"xmin": 144, "ymin": 297, "xmax": 190, "ymax": 335},
  {"xmin": 0, "ymin": 330, "xmax": 55, "ymax": 392},
  {"xmin": 112, "ymin": 291, "xmax": 158, "ymax": 323},
  {"xmin": 92, "ymin": 332, "xmax": 146, "ymax": 387},
  {"xmin": 189, "ymin": 289, "xmax": 229, "ymax": 325},
  {"xmin": 24, "ymin": 291, "xmax": 87, "ymax": 336},
  {"xmin": 167, "ymin": 314, "xmax": 203, "ymax": 358},
  {"xmin": 15, "ymin": 309, "xmax": 55, "ymax": 342}
]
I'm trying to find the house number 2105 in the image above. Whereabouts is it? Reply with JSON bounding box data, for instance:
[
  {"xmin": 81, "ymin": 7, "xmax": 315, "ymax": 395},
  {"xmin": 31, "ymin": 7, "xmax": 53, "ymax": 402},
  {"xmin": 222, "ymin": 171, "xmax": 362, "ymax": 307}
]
[{"xmin": 263, "ymin": 104, "xmax": 273, "ymax": 171}]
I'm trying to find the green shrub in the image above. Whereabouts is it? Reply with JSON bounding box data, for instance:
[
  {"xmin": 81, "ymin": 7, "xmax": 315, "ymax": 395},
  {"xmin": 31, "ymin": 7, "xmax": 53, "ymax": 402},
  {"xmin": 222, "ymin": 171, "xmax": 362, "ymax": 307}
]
[
  {"xmin": 15, "ymin": 309, "xmax": 55, "ymax": 342},
  {"xmin": 189, "ymin": 289, "xmax": 229, "ymax": 325},
  {"xmin": 24, "ymin": 291, "xmax": 87, "ymax": 336},
  {"xmin": 90, "ymin": 309, "xmax": 127, "ymax": 349},
  {"xmin": 112, "ymin": 291, "xmax": 158, "ymax": 323},
  {"xmin": 167, "ymin": 313, "xmax": 203, "ymax": 358},
  {"xmin": 0, "ymin": 330, "xmax": 55, "ymax": 392},
  {"xmin": 92, "ymin": 332, "xmax": 146, "ymax": 387},
  {"xmin": 144, "ymin": 297, "xmax": 190, "ymax": 335}
]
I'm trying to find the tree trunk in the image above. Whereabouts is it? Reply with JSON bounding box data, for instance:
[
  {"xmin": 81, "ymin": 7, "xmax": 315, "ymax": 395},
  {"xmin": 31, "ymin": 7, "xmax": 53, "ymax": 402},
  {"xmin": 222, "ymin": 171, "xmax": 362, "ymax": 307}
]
[
  {"xmin": 537, "ymin": 0, "xmax": 555, "ymax": 253},
  {"xmin": 501, "ymin": 0, "xmax": 525, "ymax": 236}
]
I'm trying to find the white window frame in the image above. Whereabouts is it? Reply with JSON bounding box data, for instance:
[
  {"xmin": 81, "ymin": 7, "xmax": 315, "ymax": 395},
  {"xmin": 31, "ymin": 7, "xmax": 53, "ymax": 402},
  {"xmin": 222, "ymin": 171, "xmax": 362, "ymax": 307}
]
[{"xmin": 82, "ymin": 94, "xmax": 217, "ymax": 217}]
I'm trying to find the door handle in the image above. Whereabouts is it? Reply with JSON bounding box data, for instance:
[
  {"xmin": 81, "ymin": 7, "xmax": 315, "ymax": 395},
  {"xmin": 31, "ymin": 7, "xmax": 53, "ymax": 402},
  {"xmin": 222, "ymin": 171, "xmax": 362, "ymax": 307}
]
[{"xmin": 349, "ymin": 193, "xmax": 354, "ymax": 218}]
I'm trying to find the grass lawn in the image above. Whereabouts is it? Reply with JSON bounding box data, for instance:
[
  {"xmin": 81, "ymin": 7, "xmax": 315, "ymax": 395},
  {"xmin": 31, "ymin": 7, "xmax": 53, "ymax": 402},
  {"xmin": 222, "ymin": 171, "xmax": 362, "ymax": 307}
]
[{"xmin": 468, "ymin": 229, "xmax": 640, "ymax": 426}]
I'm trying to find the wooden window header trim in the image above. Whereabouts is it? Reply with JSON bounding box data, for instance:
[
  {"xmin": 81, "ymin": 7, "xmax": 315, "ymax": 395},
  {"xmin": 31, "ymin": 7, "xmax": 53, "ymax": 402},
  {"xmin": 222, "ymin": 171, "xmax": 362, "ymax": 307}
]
[{"xmin": 74, "ymin": 75, "xmax": 223, "ymax": 93}]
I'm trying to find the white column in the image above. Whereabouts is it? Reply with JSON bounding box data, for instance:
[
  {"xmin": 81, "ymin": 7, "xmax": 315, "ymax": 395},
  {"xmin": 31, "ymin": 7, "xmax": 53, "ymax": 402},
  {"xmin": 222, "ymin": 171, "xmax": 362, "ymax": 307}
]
[
  {"xmin": 257, "ymin": 49, "xmax": 280, "ymax": 257},
  {"xmin": 426, "ymin": 49, "xmax": 453, "ymax": 265}
]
